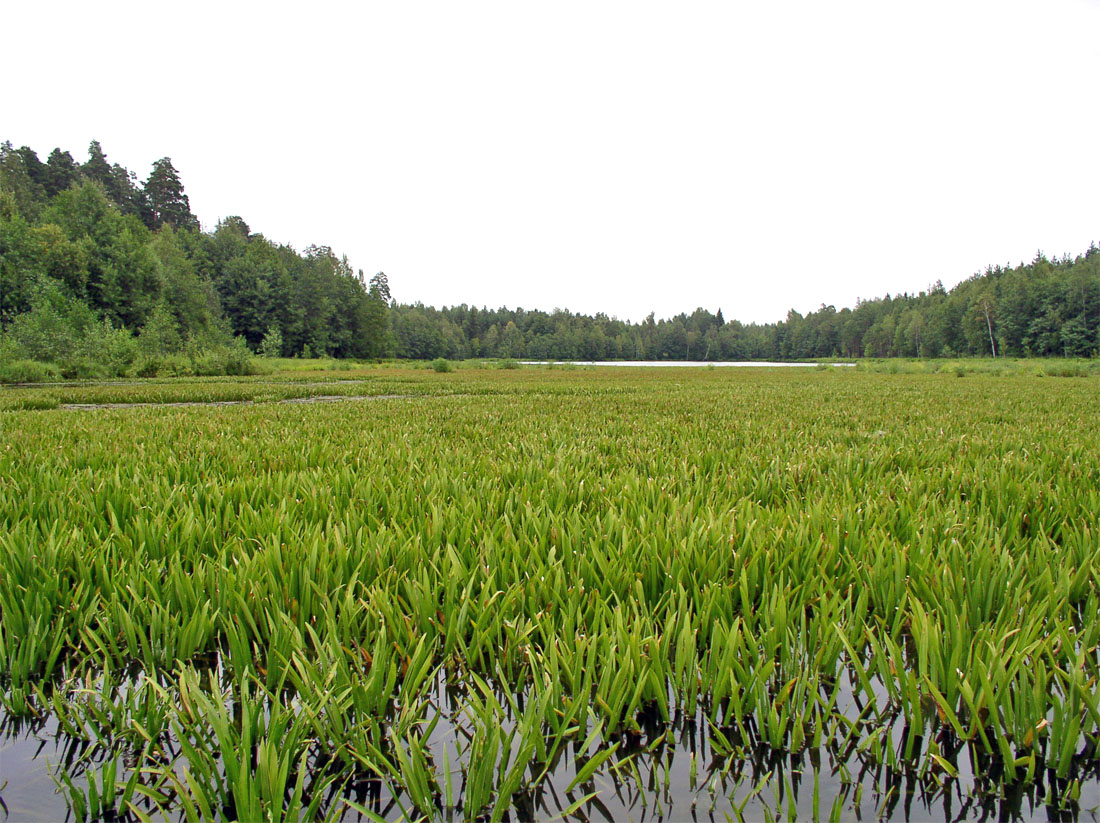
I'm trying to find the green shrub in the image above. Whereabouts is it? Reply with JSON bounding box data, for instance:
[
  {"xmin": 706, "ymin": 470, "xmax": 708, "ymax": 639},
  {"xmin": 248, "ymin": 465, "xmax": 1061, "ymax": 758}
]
[
  {"xmin": 60, "ymin": 358, "xmax": 106, "ymax": 380},
  {"xmin": 498, "ymin": 359, "xmax": 520, "ymax": 370},
  {"xmin": 1043, "ymin": 362, "xmax": 1088, "ymax": 378},
  {"xmin": 134, "ymin": 355, "xmax": 195, "ymax": 378},
  {"xmin": 246, "ymin": 357, "xmax": 274, "ymax": 375},
  {"xmin": 432, "ymin": 358, "xmax": 453, "ymax": 373},
  {"xmin": 222, "ymin": 338, "xmax": 256, "ymax": 376},
  {"xmin": 185, "ymin": 338, "xmax": 267, "ymax": 377},
  {"xmin": 5, "ymin": 297, "xmax": 86, "ymax": 364},
  {"xmin": 84, "ymin": 320, "xmax": 139, "ymax": 377},
  {"xmin": 260, "ymin": 325, "xmax": 284, "ymax": 358},
  {"xmin": 138, "ymin": 306, "xmax": 183, "ymax": 358},
  {"xmin": 0, "ymin": 359, "xmax": 61, "ymax": 384},
  {"xmin": 189, "ymin": 349, "xmax": 223, "ymax": 376}
]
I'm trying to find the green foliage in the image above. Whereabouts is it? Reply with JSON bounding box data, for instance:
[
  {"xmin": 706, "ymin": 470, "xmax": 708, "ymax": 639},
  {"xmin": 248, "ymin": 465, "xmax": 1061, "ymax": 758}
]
[
  {"xmin": 138, "ymin": 304, "xmax": 182, "ymax": 357},
  {"xmin": 150, "ymin": 226, "xmax": 217, "ymax": 339},
  {"xmin": 1, "ymin": 369, "xmax": 1098, "ymax": 819},
  {"xmin": 7, "ymin": 138, "xmax": 1095, "ymax": 374},
  {"xmin": 44, "ymin": 148, "xmax": 79, "ymax": 197},
  {"xmin": 4, "ymin": 121, "xmax": 1098, "ymax": 450},
  {"xmin": 2, "ymin": 140, "xmax": 397, "ymax": 381},
  {"xmin": 0, "ymin": 141, "xmax": 48, "ymax": 220},
  {"xmin": 133, "ymin": 353, "xmax": 194, "ymax": 378},
  {"xmin": 0, "ymin": 358, "xmax": 60, "ymax": 384},
  {"xmin": 260, "ymin": 324, "xmax": 284, "ymax": 358},
  {"xmin": 187, "ymin": 337, "xmax": 267, "ymax": 376},
  {"xmin": 0, "ymin": 277, "xmax": 265, "ymax": 381},
  {"xmin": 1042, "ymin": 361, "xmax": 1094, "ymax": 378},
  {"xmin": 83, "ymin": 318, "xmax": 140, "ymax": 377},
  {"xmin": 2, "ymin": 277, "xmax": 100, "ymax": 363},
  {"xmin": 42, "ymin": 181, "xmax": 162, "ymax": 329},
  {"xmin": 386, "ymin": 249, "xmax": 1098, "ymax": 362},
  {"xmin": 141, "ymin": 157, "xmax": 197, "ymax": 231}
]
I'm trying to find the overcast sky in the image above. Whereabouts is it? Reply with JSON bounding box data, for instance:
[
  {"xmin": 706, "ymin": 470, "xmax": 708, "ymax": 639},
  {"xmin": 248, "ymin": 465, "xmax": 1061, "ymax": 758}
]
[{"xmin": 6, "ymin": 1, "xmax": 1099, "ymax": 323}]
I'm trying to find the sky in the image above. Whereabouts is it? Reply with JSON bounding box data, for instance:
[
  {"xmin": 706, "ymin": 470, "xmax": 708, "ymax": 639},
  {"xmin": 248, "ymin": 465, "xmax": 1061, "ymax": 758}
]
[{"xmin": 5, "ymin": 0, "xmax": 1100, "ymax": 324}]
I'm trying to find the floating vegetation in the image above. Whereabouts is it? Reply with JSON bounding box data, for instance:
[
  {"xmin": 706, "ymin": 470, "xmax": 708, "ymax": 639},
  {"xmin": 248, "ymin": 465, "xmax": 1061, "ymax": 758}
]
[{"xmin": 0, "ymin": 368, "xmax": 1097, "ymax": 821}]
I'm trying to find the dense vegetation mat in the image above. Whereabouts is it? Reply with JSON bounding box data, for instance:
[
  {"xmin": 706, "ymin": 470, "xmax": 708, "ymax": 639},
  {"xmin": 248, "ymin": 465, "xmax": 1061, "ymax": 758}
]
[{"xmin": 0, "ymin": 368, "xmax": 1097, "ymax": 821}]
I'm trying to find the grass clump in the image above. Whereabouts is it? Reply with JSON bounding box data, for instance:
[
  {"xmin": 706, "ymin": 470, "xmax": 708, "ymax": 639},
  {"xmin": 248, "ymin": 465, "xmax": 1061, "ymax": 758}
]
[
  {"xmin": 0, "ymin": 359, "xmax": 61, "ymax": 384},
  {"xmin": 1042, "ymin": 361, "xmax": 1093, "ymax": 377}
]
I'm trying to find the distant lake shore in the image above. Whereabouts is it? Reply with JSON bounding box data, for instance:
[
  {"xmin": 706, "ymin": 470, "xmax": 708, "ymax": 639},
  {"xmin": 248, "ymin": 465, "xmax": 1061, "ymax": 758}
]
[{"xmin": 521, "ymin": 360, "xmax": 857, "ymax": 367}]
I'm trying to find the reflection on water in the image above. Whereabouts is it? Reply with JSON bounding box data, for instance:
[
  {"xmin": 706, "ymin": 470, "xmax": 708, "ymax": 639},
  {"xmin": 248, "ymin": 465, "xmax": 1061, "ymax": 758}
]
[
  {"xmin": 0, "ymin": 716, "xmax": 71, "ymax": 822},
  {"xmin": 2, "ymin": 672, "xmax": 1096, "ymax": 822}
]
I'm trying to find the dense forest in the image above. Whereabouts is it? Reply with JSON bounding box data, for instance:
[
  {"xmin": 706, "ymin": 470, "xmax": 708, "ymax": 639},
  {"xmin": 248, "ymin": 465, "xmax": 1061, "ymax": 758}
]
[{"xmin": 1, "ymin": 140, "xmax": 1097, "ymax": 378}]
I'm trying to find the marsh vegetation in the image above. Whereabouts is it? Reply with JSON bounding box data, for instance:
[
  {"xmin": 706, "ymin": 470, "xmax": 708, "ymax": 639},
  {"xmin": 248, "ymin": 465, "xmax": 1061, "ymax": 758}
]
[{"xmin": 1, "ymin": 366, "xmax": 1097, "ymax": 821}]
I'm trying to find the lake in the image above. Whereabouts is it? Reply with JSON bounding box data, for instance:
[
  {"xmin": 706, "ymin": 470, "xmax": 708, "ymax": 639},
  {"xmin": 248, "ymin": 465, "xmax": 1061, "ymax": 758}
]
[{"xmin": 521, "ymin": 360, "xmax": 856, "ymax": 367}]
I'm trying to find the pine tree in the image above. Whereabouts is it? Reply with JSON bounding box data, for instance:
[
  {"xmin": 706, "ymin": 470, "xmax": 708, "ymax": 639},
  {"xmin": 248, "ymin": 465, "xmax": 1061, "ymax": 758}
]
[
  {"xmin": 82, "ymin": 141, "xmax": 113, "ymax": 190},
  {"xmin": 44, "ymin": 148, "xmax": 79, "ymax": 197},
  {"xmin": 141, "ymin": 157, "xmax": 197, "ymax": 231}
]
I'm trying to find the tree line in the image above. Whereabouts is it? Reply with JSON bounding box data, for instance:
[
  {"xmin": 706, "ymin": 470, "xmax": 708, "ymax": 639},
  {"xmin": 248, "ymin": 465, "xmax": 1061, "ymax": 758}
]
[
  {"xmin": 1, "ymin": 141, "xmax": 392, "ymax": 378},
  {"xmin": 391, "ymin": 253, "xmax": 1099, "ymax": 361},
  {"xmin": 1, "ymin": 140, "xmax": 1097, "ymax": 378}
]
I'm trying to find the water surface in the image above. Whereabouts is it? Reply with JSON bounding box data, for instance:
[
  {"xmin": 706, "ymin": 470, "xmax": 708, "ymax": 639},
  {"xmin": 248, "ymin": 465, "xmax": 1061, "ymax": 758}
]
[{"xmin": 522, "ymin": 361, "xmax": 856, "ymax": 368}]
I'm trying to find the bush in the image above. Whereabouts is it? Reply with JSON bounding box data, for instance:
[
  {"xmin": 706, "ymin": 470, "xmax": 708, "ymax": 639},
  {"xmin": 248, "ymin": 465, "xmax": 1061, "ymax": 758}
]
[
  {"xmin": 2, "ymin": 282, "xmax": 141, "ymax": 378},
  {"xmin": 60, "ymin": 358, "xmax": 106, "ymax": 380},
  {"xmin": 223, "ymin": 337, "xmax": 256, "ymax": 375},
  {"xmin": 432, "ymin": 358, "xmax": 453, "ymax": 373},
  {"xmin": 135, "ymin": 359, "xmax": 161, "ymax": 378},
  {"xmin": 260, "ymin": 325, "xmax": 284, "ymax": 358},
  {"xmin": 246, "ymin": 357, "xmax": 274, "ymax": 375},
  {"xmin": 0, "ymin": 359, "xmax": 61, "ymax": 384},
  {"xmin": 138, "ymin": 306, "xmax": 182, "ymax": 358},
  {"xmin": 186, "ymin": 337, "xmax": 268, "ymax": 377},
  {"xmin": 1043, "ymin": 362, "xmax": 1088, "ymax": 378},
  {"xmin": 4, "ymin": 289, "xmax": 90, "ymax": 364},
  {"xmin": 134, "ymin": 355, "xmax": 194, "ymax": 378},
  {"xmin": 497, "ymin": 358, "xmax": 520, "ymax": 370},
  {"xmin": 189, "ymin": 349, "xmax": 224, "ymax": 376},
  {"xmin": 167, "ymin": 354, "xmax": 197, "ymax": 376},
  {"xmin": 83, "ymin": 320, "xmax": 139, "ymax": 377}
]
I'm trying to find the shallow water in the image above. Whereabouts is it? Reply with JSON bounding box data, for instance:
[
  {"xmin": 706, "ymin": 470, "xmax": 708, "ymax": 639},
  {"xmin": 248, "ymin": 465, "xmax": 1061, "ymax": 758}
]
[
  {"xmin": 3, "ymin": 673, "xmax": 1096, "ymax": 822},
  {"xmin": 0, "ymin": 716, "xmax": 71, "ymax": 822}
]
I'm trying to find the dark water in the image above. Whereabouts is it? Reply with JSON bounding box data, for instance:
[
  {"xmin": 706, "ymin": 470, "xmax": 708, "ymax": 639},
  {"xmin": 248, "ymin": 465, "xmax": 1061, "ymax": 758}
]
[
  {"xmin": 3, "ymin": 674, "xmax": 1097, "ymax": 822},
  {"xmin": 0, "ymin": 716, "xmax": 71, "ymax": 822}
]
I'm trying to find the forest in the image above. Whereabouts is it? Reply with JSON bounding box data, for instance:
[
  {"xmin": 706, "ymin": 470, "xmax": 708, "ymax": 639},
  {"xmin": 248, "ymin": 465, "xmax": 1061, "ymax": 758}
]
[{"xmin": 1, "ymin": 140, "xmax": 1097, "ymax": 378}]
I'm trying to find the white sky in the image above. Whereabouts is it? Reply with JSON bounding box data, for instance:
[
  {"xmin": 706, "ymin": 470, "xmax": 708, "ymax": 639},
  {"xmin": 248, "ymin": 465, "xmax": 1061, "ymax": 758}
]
[{"xmin": 5, "ymin": 1, "xmax": 1099, "ymax": 324}]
